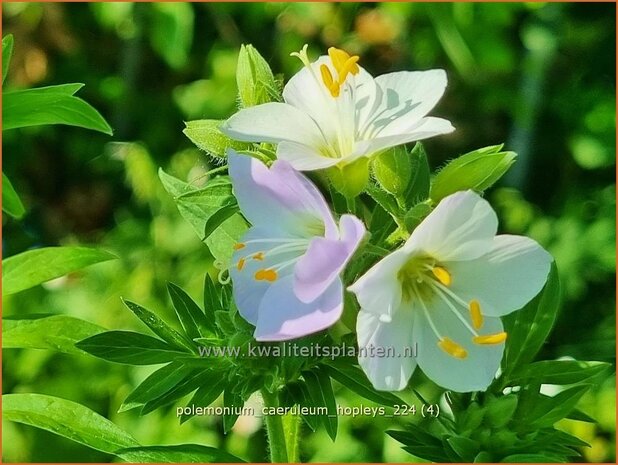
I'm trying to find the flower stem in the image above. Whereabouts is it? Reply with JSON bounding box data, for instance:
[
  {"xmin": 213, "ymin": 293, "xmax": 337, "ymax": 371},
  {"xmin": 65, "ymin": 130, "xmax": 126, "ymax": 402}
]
[
  {"xmin": 282, "ymin": 413, "xmax": 301, "ymax": 462},
  {"xmin": 261, "ymin": 389, "xmax": 289, "ymax": 463}
]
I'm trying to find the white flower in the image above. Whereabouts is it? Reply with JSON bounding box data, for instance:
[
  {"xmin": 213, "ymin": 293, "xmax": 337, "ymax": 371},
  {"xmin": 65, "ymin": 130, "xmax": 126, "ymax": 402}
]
[
  {"xmin": 348, "ymin": 191, "xmax": 552, "ymax": 392},
  {"xmin": 221, "ymin": 45, "xmax": 454, "ymax": 171}
]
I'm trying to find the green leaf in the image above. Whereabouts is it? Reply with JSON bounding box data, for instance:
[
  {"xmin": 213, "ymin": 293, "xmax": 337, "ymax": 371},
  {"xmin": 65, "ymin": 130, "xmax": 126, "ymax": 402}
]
[
  {"xmin": 148, "ymin": 2, "xmax": 193, "ymax": 69},
  {"xmin": 122, "ymin": 299, "xmax": 194, "ymax": 352},
  {"xmin": 501, "ymin": 453, "xmax": 563, "ymax": 463},
  {"xmin": 523, "ymin": 385, "xmax": 591, "ymax": 429},
  {"xmin": 503, "ymin": 263, "xmax": 561, "ymax": 374},
  {"xmin": 302, "ymin": 367, "xmax": 338, "ymax": 441},
  {"xmin": 446, "ymin": 436, "xmax": 479, "ymax": 462},
  {"xmin": 76, "ymin": 330, "xmax": 188, "ymax": 365},
  {"xmin": 403, "ymin": 142, "xmax": 431, "ymax": 207},
  {"xmin": 3, "ymin": 34, "xmax": 14, "ymax": 84},
  {"xmin": 2, "ymin": 172, "xmax": 26, "ymax": 219},
  {"xmin": 159, "ymin": 169, "xmax": 248, "ymax": 263},
  {"xmin": 430, "ymin": 144, "xmax": 516, "ymax": 202},
  {"xmin": 372, "ymin": 146, "xmax": 412, "ymax": 197},
  {"xmin": 566, "ymin": 408, "xmax": 597, "ymax": 423},
  {"xmin": 181, "ymin": 378, "xmax": 226, "ymax": 424},
  {"xmin": 236, "ymin": 44, "xmax": 280, "ymax": 107},
  {"xmin": 324, "ymin": 361, "xmax": 405, "ymax": 407},
  {"xmin": 222, "ymin": 389, "xmax": 244, "ymax": 433},
  {"xmin": 484, "ymin": 394, "xmax": 518, "ymax": 428},
  {"xmin": 3, "ymin": 315, "xmax": 105, "ymax": 355},
  {"xmin": 203, "ymin": 274, "xmax": 225, "ymax": 334},
  {"xmin": 506, "ymin": 360, "xmax": 611, "ymax": 387},
  {"xmin": 120, "ymin": 361, "xmax": 192, "ymax": 412},
  {"xmin": 2, "ymin": 246, "xmax": 117, "ymax": 296},
  {"xmin": 3, "ymin": 84, "xmax": 112, "ymax": 134},
  {"xmin": 3, "ymin": 393, "xmax": 139, "ymax": 454},
  {"xmin": 117, "ymin": 444, "xmax": 245, "ymax": 463},
  {"xmin": 167, "ymin": 283, "xmax": 210, "ymax": 340},
  {"xmin": 183, "ymin": 120, "xmax": 250, "ymax": 159},
  {"xmin": 141, "ymin": 369, "xmax": 214, "ymax": 415},
  {"xmin": 404, "ymin": 201, "xmax": 432, "ymax": 231}
]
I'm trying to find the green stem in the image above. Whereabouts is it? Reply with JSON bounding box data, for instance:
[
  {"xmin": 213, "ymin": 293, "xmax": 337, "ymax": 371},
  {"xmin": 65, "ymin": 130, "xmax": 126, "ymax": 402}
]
[
  {"xmin": 261, "ymin": 389, "xmax": 288, "ymax": 463},
  {"xmin": 282, "ymin": 413, "xmax": 301, "ymax": 462}
]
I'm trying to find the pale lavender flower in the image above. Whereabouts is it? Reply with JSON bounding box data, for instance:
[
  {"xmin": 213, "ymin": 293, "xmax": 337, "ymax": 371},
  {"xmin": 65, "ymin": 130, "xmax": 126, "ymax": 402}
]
[{"xmin": 227, "ymin": 150, "xmax": 365, "ymax": 341}]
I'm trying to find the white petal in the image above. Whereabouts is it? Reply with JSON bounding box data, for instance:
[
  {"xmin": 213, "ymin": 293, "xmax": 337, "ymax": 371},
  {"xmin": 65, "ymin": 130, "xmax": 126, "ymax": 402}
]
[
  {"xmin": 347, "ymin": 249, "xmax": 408, "ymax": 319},
  {"xmin": 357, "ymin": 306, "xmax": 417, "ymax": 391},
  {"xmin": 352, "ymin": 117, "xmax": 454, "ymax": 158},
  {"xmin": 447, "ymin": 235, "xmax": 552, "ymax": 317},
  {"xmin": 254, "ymin": 275, "xmax": 343, "ymax": 341},
  {"xmin": 405, "ymin": 190, "xmax": 497, "ymax": 261},
  {"xmin": 277, "ymin": 141, "xmax": 341, "ymax": 171},
  {"xmin": 413, "ymin": 299, "xmax": 504, "ymax": 392},
  {"xmin": 362, "ymin": 70, "xmax": 448, "ymax": 138},
  {"xmin": 221, "ymin": 102, "xmax": 326, "ymax": 148}
]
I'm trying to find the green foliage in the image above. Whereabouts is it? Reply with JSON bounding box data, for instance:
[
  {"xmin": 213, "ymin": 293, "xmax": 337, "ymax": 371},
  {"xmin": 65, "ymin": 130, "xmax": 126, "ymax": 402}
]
[
  {"xmin": 3, "ymin": 394, "xmax": 140, "ymax": 454},
  {"xmin": 116, "ymin": 445, "xmax": 245, "ymax": 463},
  {"xmin": 3, "ymin": 84, "xmax": 112, "ymax": 134},
  {"xmin": 2, "ymin": 172, "xmax": 25, "ymax": 219},
  {"xmin": 372, "ymin": 146, "xmax": 412, "ymax": 197},
  {"xmin": 3, "ymin": 315, "xmax": 104, "ymax": 355},
  {"xmin": 159, "ymin": 168, "xmax": 248, "ymax": 263},
  {"xmin": 2, "ymin": 246, "xmax": 117, "ymax": 296},
  {"xmin": 149, "ymin": 2, "xmax": 194, "ymax": 69},
  {"xmin": 430, "ymin": 145, "xmax": 516, "ymax": 202},
  {"xmin": 327, "ymin": 157, "xmax": 371, "ymax": 199},
  {"xmin": 183, "ymin": 119, "xmax": 250, "ymax": 159},
  {"xmin": 236, "ymin": 44, "xmax": 281, "ymax": 107},
  {"xmin": 302, "ymin": 367, "xmax": 338, "ymax": 441}
]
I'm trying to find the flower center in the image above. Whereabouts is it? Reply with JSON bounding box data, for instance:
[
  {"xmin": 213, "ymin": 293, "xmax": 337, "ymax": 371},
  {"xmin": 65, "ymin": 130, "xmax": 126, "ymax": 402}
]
[{"xmin": 398, "ymin": 255, "xmax": 507, "ymax": 360}]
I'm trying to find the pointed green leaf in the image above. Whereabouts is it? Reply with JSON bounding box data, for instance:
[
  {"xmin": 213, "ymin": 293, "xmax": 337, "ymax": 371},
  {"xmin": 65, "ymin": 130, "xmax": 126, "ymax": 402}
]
[
  {"xmin": 181, "ymin": 377, "xmax": 226, "ymax": 424},
  {"xmin": 117, "ymin": 444, "xmax": 245, "ymax": 463},
  {"xmin": 373, "ymin": 145, "xmax": 412, "ymax": 197},
  {"xmin": 141, "ymin": 369, "xmax": 213, "ymax": 415},
  {"xmin": 404, "ymin": 142, "xmax": 431, "ymax": 207},
  {"xmin": 3, "ymin": 84, "xmax": 112, "ymax": 134},
  {"xmin": 167, "ymin": 282, "xmax": 210, "ymax": 340},
  {"xmin": 501, "ymin": 453, "xmax": 563, "ymax": 463},
  {"xmin": 506, "ymin": 360, "xmax": 611, "ymax": 387},
  {"xmin": 302, "ymin": 367, "xmax": 338, "ymax": 441},
  {"xmin": 525, "ymin": 385, "xmax": 591, "ymax": 429},
  {"xmin": 3, "ymin": 34, "xmax": 14, "ymax": 84},
  {"xmin": 3, "ymin": 393, "xmax": 139, "ymax": 454},
  {"xmin": 324, "ymin": 361, "xmax": 405, "ymax": 407},
  {"xmin": 76, "ymin": 330, "xmax": 188, "ymax": 365},
  {"xmin": 3, "ymin": 315, "xmax": 104, "ymax": 355},
  {"xmin": 222, "ymin": 389, "xmax": 243, "ymax": 433},
  {"xmin": 120, "ymin": 361, "xmax": 192, "ymax": 412},
  {"xmin": 2, "ymin": 172, "xmax": 25, "ymax": 219},
  {"xmin": 122, "ymin": 299, "xmax": 194, "ymax": 352},
  {"xmin": 2, "ymin": 246, "xmax": 117, "ymax": 295}
]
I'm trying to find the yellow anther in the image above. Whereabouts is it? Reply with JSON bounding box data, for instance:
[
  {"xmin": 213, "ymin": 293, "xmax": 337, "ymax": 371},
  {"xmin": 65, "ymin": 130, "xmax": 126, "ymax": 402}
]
[
  {"xmin": 338, "ymin": 55, "xmax": 360, "ymax": 82},
  {"xmin": 320, "ymin": 64, "xmax": 335, "ymax": 88},
  {"xmin": 473, "ymin": 332, "xmax": 508, "ymax": 345},
  {"xmin": 432, "ymin": 266, "xmax": 452, "ymax": 286},
  {"xmin": 237, "ymin": 258, "xmax": 246, "ymax": 271},
  {"xmin": 255, "ymin": 268, "xmax": 278, "ymax": 282},
  {"xmin": 252, "ymin": 252, "xmax": 265, "ymax": 261},
  {"xmin": 469, "ymin": 299, "xmax": 484, "ymax": 330},
  {"xmin": 233, "ymin": 243, "xmax": 246, "ymax": 251},
  {"xmin": 438, "ymin": 337, "xmax": 468, "ymax": 359},
  {"xmin": 328, "ymin": 47, "xmax": 350, "ymax": 70}
]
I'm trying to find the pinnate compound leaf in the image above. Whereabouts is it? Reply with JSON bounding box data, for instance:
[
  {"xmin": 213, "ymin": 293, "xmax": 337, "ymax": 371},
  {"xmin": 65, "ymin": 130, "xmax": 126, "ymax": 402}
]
[
  {"xmin": 2, "ymin": 246, "xmax": 117, "ymax": 296},
  {"xmin": 3, "ymin": 84, "xmax": 112, "ymax": 134},
  {"xmin": 302, "ymin": 367, "xmax": 338, "ymax": 441},
  {"xmin": 3, "ymin": 393, "xmax": 139, "ymax": 454},
  {"xmin": 2, "ymin": 172, "xmax": 26, "ymax": 219},
  {"xmin": 76, "ymin": 330, "xmax": 188, "ymax": 365},
  {"xmin": 117, "ymin": 444, "xmax": 245, "ymax": 463},
  {"xmin": 3, "ymin": 315, "xmax": 104, "ymax": 355}
]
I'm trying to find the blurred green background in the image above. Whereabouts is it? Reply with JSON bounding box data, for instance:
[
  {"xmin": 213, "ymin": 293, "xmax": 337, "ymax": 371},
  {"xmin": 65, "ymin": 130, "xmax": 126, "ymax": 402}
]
[{"xmin": 2, "ymin": 2, "xmax": 615, "ymax": 462}]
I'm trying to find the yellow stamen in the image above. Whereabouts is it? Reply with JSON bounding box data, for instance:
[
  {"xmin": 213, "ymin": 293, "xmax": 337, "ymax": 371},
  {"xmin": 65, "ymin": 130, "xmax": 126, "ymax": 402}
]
[
  {"xmin": 438, "ymin": 337, "xmax": 468, "ymax": 359},
  {"xmin": 432, "ymin": 266, "xmax": 452, "ymax": 286},
  {"xmin": 252, "ymin": 252, "xmax": 265, "ymax": 261},
  {"xmin": 338, "ymin": 55, "xmax": 360, "ymax": 82},
  {"xmin": 255, "ymin": 268, "xmax": 278, "ymax": 282},
  {"xmin": 233, "ymin": 243, "xmax": 246, "ymax": 251},
  {"xmin": 469, "ymin": 299, "xmax": 483, "ymax": 330},
  {"xmin": 237, "ymin": 258, "xmax": 246, "ymax": 271},
  {"xmin": 473, "ymin": 332, "xmax": 508, "ymax": 345},
  {"xmin": 320, "ymin": 64, "xmax": 337, "ymax": 95},
  {"xmin": 328, "ymin": 47, "xmax": 350, "ymax": 71}
]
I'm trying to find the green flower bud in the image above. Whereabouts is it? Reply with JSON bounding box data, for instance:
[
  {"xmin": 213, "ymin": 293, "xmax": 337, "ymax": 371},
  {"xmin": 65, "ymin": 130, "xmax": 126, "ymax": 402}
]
[
  {"xmin": 372, "ymin": 146, "xmax": 412, "ymax": 197},
  {"xmin": 327, "ymin": 157, "xmax": 370, "ymax": 199},
  {"xmin": 183, "ymin": 119, "xmax": 250, "ymax": 159},
  {"xmin": 236, "ymin": 44, "xmax": 280, "ymax": 107}
]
